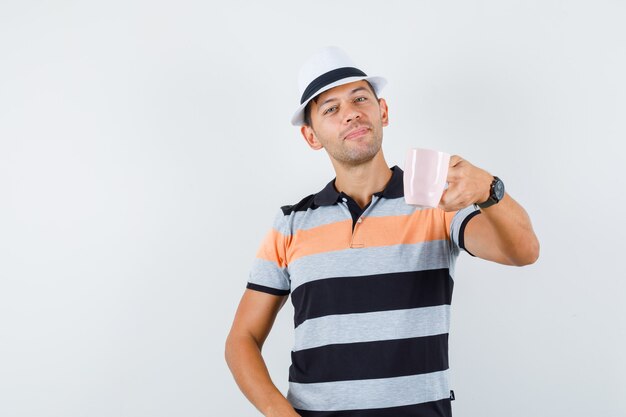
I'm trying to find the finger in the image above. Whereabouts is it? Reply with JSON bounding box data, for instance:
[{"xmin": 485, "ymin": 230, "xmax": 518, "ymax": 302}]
[
  {"xmin": 439, "ymin": 199, "xmax": 465, "ymax": 212},
  {"xmin": 446, "ymin": 156, "xmax": 467, "ymax": 182},
  {"xmin": 438, "ymin": 188, "xmax": 459, "ymax": 211},
  {"xmin": 439, "ymin": 183, "xmax": 471, "ymax": 212},
  {"xmin": 446, "ymin": 164, "xmax": 465, "ymax": 183},
  {"xmin": 446, "ymin": 166, "xmax": 459, "ymax": 182},
  {"xmin": 438, "ymin": 191, "xmax": 449, "ymax": 211},
  {"xmin": 449, "ymin": 155, "xmax": 464, "ymax": 167},
  {"xmin": 438, "ymin": 198, "xmax": 460, "ymax": 212}
]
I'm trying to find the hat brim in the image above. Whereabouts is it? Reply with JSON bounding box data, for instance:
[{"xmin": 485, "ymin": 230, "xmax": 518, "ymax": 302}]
[{"xmin": 290, "ymin": 75, "xmax": 387, "ymax": 126}]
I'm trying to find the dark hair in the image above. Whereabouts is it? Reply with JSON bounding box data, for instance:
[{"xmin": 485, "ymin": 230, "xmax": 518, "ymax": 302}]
[{"xmin": 302, "ymin": 80, "xmax": 379, "ymax": 127}]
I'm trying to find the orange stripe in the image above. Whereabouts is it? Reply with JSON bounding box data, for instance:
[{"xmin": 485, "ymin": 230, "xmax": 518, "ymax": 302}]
[
  {"xmin": 443, "ymin": 210, "xmax": 456, "ymax": 240},
  {"xmin": 256, "ymin": 208, "xmax": 458, "ymax": 267},
  {"xmin": 355, "ymin": 209, "xmax": 450, "ymax": 248},
  {"xmin": 284, "ymin": 209, "xmax": 453, "ymax": 264},
  {"xmin": 285, "ymin": 219, "xmax": 354, "ymax": 265},
  {"xmin": 256, "ymin": 229, "xmax": 290, "ymax": 269}
]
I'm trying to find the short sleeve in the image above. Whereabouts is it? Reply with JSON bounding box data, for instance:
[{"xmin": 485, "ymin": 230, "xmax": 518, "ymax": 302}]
[
  {"xmin": 445, "ymin": 205, "xmax": 481, "ymax": 256},
  {"xmin": 246, "ymin": 210, "xmax": 291, "ymax": 296}
]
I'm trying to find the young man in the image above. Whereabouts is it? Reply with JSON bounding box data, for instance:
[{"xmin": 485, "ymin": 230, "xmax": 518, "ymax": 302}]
[{"xmin": 225, "ymin": 47, "xmax": 539, "ymax": 417}]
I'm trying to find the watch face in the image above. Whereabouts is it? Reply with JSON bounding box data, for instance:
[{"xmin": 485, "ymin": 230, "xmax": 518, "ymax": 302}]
[{"xmin": 494, "ymin": 179, "xmax": 505, "ymax": 200}]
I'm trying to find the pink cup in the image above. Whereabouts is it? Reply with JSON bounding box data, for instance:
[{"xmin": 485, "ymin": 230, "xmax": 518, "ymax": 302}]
[{"xmin": 403, "ymin": 148, "xmax": 451, "ymax": 207}]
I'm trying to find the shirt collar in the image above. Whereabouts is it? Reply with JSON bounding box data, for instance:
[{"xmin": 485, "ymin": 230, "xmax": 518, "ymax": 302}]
[{"xmin": 313, "ymin": 165, "xmax": 404, "ymax": 207}]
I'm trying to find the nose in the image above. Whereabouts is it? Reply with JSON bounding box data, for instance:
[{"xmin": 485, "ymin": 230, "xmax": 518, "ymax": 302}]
[{"xmin": 343, "ymin": 103, "xmax": 361, "ymax": 124}]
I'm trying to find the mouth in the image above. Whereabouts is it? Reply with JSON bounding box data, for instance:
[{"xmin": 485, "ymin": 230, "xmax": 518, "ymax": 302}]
[{"xmin": 344, "ymin": 127, "xmax": 370, "ymax": 140}]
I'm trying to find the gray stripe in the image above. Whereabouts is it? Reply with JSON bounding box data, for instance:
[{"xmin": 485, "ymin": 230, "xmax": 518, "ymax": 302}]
[
  {"xmin": 450, "ymin": 204, "xmax": 479, "ymax": 248},
  {"xmin": 294, "ymin": 205, "xmax": 349, "ymax": 232},
  {"xmin": 289, "ymin": 240, "xmax": 452, "ymax": 292},
  {"xmin": 364, "ymin": 196, "xmax": 422, "ymax": 217},
  {"xmin": 248, "ymin": 258, "xmax": 290, "ymax": 291},
  {"xmin": 287, "ymin": 370, "xmax": 450, "ymax": 411},
  {"xmin": 274, "ymin": 197, "xmax": 441, "ymax": 235},
  {"xmin": 293, "ymin": 305, "xmax": 450, "ymax": 351},
  {"xmin": 277, "ymin": 205, "xmax": 350, "ymax": 234},
  {"xmin": 271, "ymin": 210, "xmax": 293, "ymax": 236}
]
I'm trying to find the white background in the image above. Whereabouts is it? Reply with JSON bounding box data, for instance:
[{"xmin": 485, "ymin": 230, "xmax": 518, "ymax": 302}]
[{"xmin": 1, "ymin": 1, "xmax": 625, "ymax": 416}]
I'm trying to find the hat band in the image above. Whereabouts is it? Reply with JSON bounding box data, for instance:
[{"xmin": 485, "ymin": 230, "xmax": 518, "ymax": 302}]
[{"xmin": 300, "ymin": 67, "xmax": 367, "ymax": 104}]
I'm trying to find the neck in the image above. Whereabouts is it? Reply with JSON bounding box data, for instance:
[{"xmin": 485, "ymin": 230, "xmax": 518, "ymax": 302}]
[{"xmin": 331, "ymin": 152, "xmax": 392, "ymax": 208}]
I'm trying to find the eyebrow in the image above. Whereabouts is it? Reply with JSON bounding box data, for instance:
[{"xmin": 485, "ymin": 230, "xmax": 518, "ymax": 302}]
[{"xmin": 317, "ymin": 87, "xmax": 371, "ymax": 111}]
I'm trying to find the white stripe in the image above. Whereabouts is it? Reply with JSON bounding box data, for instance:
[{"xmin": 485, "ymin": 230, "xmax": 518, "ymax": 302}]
[
  {"xmin": 287, "ymin": 370, "xmax": 450, "ymax": 411},
  {"xmin": 293, "ymin": 305, "xmax": 450, "ymax": 351}
]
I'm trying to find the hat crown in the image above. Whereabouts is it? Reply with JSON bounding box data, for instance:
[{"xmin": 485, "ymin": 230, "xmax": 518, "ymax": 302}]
[
  {"xmin": 290, "ymin": 46, "xmax": 386, "ymax": 126},
  {"xmin": 297, "ymin": 46, "xmax": 358, "ymax": 94}
]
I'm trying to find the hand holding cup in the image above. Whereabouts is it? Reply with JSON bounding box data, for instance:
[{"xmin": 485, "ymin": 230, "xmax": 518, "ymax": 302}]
[{"xmin": 438, "ymin": 155, "xmax": 494, "ymax": 212}]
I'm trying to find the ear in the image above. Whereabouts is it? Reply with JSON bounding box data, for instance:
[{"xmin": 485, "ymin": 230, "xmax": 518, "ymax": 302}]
[
  {"xmin": 300, "ymin": 125, "xmax": 324, "ymax": 150},
  {"xmin": 378, "ymin": 98, "xmax": 389, "ymax": 127}
]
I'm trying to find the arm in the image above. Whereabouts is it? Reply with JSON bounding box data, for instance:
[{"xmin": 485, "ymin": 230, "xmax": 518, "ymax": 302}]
[
  {"xmin": 225, "ymin": 289, "xmax": 301, "ymax": 417},
  {"xmin": 439, "ymin": 156, "xmax": 540, "ymax": 266}
]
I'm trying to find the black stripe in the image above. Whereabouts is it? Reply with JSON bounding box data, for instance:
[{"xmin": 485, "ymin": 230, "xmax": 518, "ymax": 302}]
[
  {"xmin": 459, "ymin": 209, "xmax": 481, "ymax": 257},
  {"xmin": 300, "ymin": 67, "xmax": 367, "ymax": 104},
  {"xmin": 295, "ymin": 398, "xmax": 452, "ymax": 417},
  {"xmin": 291, "ymin": 269, "xmax": 453, "ymax": 328},
  {"xmin": 246, "ymin": 282, "xmax": 290, "ymax": 296},
  {"xmin": 289, "ymin": 334, "xmax": 449, "ymax": 383}
]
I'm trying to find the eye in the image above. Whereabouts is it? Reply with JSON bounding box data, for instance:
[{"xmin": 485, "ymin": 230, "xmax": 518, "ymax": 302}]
[
  {"xmin": 323, "ymin": 105, "xmax": 338, "ymax": 115},
  {"xmin": 354, "ymin": 96, "xmax": 367, "ymax": 102}
]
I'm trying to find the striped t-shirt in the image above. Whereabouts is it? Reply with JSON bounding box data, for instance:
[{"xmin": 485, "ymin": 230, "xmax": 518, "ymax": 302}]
[{"xmin": 247, "ymin": 166, "xmax": 479, "ymax": 417}]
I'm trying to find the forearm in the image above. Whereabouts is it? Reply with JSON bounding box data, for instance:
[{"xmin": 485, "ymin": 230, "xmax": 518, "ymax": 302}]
[
  {"xmin": 478, "ymin": 193, "xmax": 539, "ymax": 265},
  {"xmin": 225, "ymin": 333, "xmax": 299, "ymax": 417}
]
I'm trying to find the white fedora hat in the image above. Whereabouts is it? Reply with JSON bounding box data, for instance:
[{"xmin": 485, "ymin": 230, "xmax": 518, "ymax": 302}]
[{"xmin": 291, "ymin": 46, "xmax": 387, "ymax": 126}]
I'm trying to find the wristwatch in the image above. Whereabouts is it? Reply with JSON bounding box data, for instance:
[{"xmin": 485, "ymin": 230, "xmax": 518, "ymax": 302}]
[{"xmin": 477, "ymin": 176, "xmax": 505, "ymax": 209}]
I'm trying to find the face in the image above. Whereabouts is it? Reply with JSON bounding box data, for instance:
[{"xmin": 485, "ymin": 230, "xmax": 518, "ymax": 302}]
[{"xmin": 300, "ymin": 80, "xmax": 389, "ymax": 167}]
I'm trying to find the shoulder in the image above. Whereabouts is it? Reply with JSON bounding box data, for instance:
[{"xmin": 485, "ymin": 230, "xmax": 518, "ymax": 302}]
[
  {"xmin": 280, "ymin": 194, "xmax": 318, "ymax": 216},
  {"xmin": 270, "ymin": 194, "xmax": 318, "ymax": 236}
]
